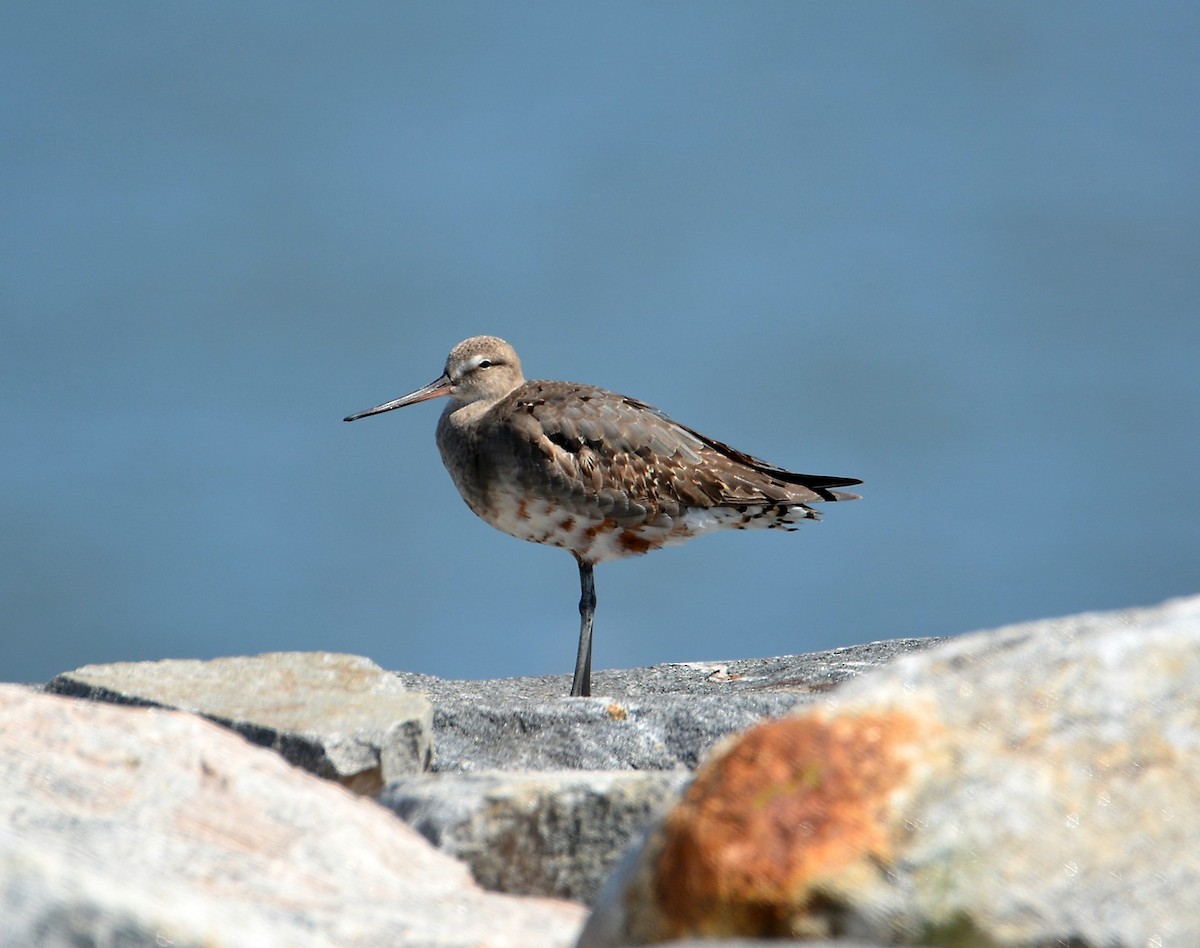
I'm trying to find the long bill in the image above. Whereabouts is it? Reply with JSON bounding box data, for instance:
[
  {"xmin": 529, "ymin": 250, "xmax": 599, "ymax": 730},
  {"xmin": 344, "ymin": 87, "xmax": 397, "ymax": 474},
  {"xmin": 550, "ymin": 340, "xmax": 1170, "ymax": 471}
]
[{"xmin": 343, "ymin": 373, "xmax": 453, "ymax": 422}]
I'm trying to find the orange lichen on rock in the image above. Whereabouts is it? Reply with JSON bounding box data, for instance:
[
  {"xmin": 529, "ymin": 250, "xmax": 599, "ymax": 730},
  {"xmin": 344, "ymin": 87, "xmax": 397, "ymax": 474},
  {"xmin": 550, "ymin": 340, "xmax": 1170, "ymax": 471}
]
[{"xmin": 652, "ymin": 711, "xmax": 920, "ymax": 938}]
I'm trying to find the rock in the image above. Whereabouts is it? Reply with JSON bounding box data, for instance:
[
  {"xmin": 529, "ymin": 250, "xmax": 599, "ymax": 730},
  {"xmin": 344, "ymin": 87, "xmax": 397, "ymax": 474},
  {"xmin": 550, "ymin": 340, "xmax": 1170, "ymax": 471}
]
[
  {"xmin": 392, "ymin": 639, "xmax": 943, "ymax": 772},
  {"xmin": 373, "ymin": 643, "xmax": 941, "ymax": 911},
  {"xmin": 381, "ymin": 770, "xmax": 691, "ymax": 904},
  {"xmin": 580, "ymin": 594, "xmax": 1200, "ymax": 946},
  {"xmin": 394, "ymin": 638, "xmax": 942, "ymax": 702},
  {"xmin": 428, "ymin": 695, "xmax": 804, "ymax": 772},
  {"xmin": 653, "ymin": 942, "xmax": 886, "ymax": 947},
  {"xmin": 46, "ymin": 652, "xmax": 431, "ymax": 793},
  {"xmin": 0, "ymin": 685, "xmax": 585, "ymax": 947}
]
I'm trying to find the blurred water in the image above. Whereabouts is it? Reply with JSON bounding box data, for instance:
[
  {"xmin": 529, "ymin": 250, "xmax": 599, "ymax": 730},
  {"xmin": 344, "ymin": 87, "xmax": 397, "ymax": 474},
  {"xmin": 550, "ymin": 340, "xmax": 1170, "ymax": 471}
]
[{"xmin": 4, "ymin": 4, "xmax": 1198, "ymax": 684}]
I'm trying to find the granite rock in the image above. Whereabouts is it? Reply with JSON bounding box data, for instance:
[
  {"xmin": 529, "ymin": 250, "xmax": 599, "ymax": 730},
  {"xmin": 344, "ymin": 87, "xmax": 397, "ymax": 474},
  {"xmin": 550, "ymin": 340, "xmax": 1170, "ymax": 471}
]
[
  {"xmin": 0, "ymin": 685, "xmax": 584, "ymax": 947},
  {"xmin": 391, "ymin": 639, "xmax": 943, "ymax": 772},
  {"xmin": 654, "ymin": 942, "xmax": 886, "ymax": 948},
  {"xmin": 372, "ymin": 639, "xmax": 942, "ymax": 917},
  {"xmin": 381, "ymin": 770, "xmax": 691, "ymax": 904},
  {"xmin": 47, "ymin": 651, "xmax": 431, "ymax": 793},
  {"xmin": 580, "ymin": 594, "xmax": 1200, "ymax": 946}
]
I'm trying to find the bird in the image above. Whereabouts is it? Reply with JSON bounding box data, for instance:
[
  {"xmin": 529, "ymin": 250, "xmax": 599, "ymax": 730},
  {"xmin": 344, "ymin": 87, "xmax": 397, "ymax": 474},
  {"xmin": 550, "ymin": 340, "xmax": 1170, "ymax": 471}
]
[{"xmin": 344, "ymin": 335, "xmax": 860, "ymax": 698}]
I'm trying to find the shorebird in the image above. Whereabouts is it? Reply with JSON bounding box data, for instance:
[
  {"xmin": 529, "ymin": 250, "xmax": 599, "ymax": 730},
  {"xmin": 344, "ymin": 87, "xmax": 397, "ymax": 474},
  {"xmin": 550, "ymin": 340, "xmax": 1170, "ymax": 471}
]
[{"xmin": 344, "ymin": 336, "xmax": 860, "ymax": 697}]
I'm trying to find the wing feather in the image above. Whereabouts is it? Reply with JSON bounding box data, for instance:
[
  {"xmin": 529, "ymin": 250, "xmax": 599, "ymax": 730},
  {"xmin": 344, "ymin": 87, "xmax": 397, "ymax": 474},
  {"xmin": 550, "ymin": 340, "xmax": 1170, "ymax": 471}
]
[{"xmin": 482, "ymin": 380, "xmax": 858, "ymax": 525}]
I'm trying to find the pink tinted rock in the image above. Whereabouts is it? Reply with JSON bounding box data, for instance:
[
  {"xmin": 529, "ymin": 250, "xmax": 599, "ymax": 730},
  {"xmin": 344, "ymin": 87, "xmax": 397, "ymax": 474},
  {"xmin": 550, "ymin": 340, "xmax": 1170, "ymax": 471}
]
[{"xmin": 0, "ymin": 686, "xmax": 584, "ymax": 947}]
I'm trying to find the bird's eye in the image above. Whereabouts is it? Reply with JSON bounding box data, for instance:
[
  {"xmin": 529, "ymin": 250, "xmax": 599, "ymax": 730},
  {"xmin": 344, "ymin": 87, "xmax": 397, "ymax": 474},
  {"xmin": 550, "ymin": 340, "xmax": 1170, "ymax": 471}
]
[{"xmin": 477, "ymin": 359, "xmax": 494, "ymax": 369}]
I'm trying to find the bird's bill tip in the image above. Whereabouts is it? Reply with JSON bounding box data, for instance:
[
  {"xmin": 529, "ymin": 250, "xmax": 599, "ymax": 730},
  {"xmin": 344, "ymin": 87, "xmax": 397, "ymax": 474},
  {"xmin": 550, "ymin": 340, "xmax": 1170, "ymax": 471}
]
[{"xmin": 344, "ymin": 374, "xmax": 453, "ymax": 422}]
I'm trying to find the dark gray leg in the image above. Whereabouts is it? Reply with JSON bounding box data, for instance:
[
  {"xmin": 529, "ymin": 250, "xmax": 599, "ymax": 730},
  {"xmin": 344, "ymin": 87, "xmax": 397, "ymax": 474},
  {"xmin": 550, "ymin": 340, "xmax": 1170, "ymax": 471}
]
[{"xmin": 570, "ymin": 557, "xmax": 595, "ymax": 697}]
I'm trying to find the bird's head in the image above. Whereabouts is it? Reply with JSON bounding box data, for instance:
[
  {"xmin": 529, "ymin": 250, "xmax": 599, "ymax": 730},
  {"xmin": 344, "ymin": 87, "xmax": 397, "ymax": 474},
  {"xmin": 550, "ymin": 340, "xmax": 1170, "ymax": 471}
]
[{"xmin": 343, "ymin": 335, "xmax": 525, "ymax": 422}]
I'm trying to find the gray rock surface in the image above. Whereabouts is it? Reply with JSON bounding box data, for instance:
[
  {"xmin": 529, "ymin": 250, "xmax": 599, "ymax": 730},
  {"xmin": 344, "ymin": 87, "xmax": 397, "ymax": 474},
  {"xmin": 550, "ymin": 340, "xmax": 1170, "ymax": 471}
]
[
  {"xmin": 0, "ymin": 684, "xmax": 585, "ymax": 947},
  {"xmin": 581, "ymin": 594, "xmax": 1200, "ymax": 946},
  {"xmin": 46, "ymin": 652, "xmax": 431, "ymax": 793},
  {"xmin": 657, "ymin": 942, "xmax": 885, "ymax": 947},
  {"xmin": 381, "ymin": 770, "xmax": 691, "ymax": 904},
  {"xmin": 392, "ymin": 639, "xmax": 943, "ymax": 772}
]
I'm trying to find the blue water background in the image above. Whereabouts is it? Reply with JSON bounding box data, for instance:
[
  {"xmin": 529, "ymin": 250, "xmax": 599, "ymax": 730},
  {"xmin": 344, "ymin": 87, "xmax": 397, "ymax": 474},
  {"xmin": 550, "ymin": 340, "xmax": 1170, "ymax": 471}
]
[{"xmin": 4, "ymin": 4, "xmax": 1198, "ymax": 683}]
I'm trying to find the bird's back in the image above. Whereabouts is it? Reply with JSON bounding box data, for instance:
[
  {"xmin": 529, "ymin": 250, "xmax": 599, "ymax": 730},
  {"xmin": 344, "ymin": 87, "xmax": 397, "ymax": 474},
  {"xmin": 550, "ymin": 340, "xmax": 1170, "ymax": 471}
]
[{"xmin": 435, "ymin": 379, "xmax": 859, "ymax": 563}]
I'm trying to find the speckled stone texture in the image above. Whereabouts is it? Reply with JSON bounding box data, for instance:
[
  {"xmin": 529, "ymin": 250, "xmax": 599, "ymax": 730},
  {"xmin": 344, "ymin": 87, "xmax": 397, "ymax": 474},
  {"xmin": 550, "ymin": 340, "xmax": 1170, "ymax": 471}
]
[
  {"xmin": 580, "ymin": 594, "xmax": 1200, "ymax": 946},
  {"xmin": 47, "ymin": 651, "xmax": 431, "ymax": 792},
  {"xmin": 0, "ymin": 685, "xmax": 584, "ymax": 947}
]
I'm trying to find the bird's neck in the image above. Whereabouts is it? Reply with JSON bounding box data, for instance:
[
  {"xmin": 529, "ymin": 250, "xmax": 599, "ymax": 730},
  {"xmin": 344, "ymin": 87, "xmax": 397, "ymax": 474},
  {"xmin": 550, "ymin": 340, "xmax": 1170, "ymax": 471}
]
[{"xmin": 437, "ymin": 394, "xmax": 503, "ymax": 442}]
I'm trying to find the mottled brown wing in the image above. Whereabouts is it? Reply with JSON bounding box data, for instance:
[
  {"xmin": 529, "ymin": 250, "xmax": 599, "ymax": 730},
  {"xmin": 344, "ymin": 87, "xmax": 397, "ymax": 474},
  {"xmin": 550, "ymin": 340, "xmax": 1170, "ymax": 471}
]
[
  {"xmin": 482, "ymin": 380, "xmax": 858, "ymax": 525},
  {"xmin": 667, "ymin": 417, "xmax": 862, "ymax": 500}
]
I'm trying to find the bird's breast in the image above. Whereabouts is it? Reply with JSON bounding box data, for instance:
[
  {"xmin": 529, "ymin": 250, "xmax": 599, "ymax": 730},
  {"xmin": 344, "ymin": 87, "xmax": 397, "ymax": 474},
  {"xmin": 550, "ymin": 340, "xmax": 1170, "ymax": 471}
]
[
  {"xmin": 451, "ymin": 482, "xmax": 816, "ymax": 564},
  {"xmin": 470, "ymin": 488, "xmax": 680, "ymax": 562}
]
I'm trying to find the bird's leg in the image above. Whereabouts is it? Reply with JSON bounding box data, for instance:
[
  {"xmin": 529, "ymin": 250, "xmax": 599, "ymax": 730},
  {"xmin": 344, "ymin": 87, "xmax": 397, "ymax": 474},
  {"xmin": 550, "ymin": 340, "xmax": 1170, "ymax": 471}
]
[{"xmin": 570, "ymin": 557, "xmax": 596, "ymax": 697}]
